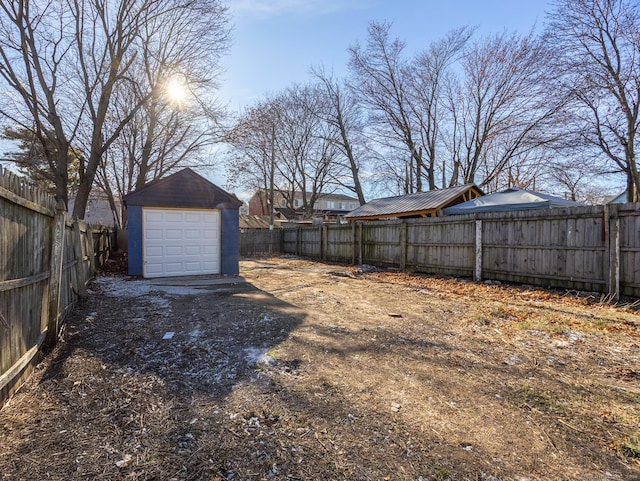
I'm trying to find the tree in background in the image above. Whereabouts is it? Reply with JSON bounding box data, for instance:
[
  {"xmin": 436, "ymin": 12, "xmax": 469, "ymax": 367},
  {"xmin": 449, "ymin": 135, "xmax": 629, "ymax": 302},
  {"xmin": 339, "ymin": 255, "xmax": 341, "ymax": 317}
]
[
  {"xmin": 445, "ymin": 31, "xmax": 564, "ymax": 191},
  {"xmin": 547, "ymin": 0, "xmax": 640, "ymax": 202},
  {"xmin": 270, "ymin": 84, "xmax": 339, "ymax": 217},
  {"xmin": 1, "ymin": 126, "xmax": 81, "ymax": 194},
  {"xmin": 93, "ymin": 0, "xmax": 229, "ymax": 227},
  {"xmin": 312, "ymin": 66, "xmax": 368, "ymax": 205},
  {"xmin": 406, "ymin": 26, "xmax": 474, "ymax": 190},
  {"xmin": 225, "ymin": 98, "xmax": 280, "ymax": 227},
  {"xmin": 0, "ymin": 0, "xmax": 229, "ymax": 220}
]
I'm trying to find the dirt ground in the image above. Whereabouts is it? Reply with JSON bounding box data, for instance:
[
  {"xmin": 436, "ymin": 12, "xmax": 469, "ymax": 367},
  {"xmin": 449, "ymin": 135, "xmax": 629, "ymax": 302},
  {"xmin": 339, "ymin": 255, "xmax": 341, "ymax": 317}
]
[{"xmin": 1, "ymin": 256, "xmax": 639, "ymax": 481}]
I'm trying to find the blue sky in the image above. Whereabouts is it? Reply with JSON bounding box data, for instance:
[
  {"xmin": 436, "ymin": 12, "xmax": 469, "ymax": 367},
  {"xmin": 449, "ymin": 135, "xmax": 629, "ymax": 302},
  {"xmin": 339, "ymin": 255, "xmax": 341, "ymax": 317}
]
[{"xmin": 220, "ymin": 0, "xmax": 552, "ymax": 110}]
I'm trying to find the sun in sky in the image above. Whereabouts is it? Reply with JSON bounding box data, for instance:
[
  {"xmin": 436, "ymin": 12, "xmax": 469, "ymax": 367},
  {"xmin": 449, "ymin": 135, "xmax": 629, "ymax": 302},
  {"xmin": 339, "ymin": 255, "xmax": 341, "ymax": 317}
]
[{"xmin": 162, "ymin": 76, "xmax": 189, "ymax": 107}]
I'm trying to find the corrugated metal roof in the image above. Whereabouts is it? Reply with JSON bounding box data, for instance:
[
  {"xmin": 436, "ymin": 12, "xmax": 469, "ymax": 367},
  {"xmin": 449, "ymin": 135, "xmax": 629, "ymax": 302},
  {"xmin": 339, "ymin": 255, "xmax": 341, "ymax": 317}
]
[
  {"xmin": 345, "ymin": 184, "xmax": 481, "ymax": 219},
  {"xmin": 239, "ymin": 215, "xmax": 274, "ymax": 229}
]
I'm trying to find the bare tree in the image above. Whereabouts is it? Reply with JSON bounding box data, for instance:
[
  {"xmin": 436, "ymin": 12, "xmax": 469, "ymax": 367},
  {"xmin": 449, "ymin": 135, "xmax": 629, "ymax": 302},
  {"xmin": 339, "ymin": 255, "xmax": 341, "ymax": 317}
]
[
  {"xmin": 93, "ymin": 0, "xmax": 230, "ymax": 226},
  {"xmin": 406, "ymin": 26, "xmax": 474, "ymax": 189},
  {"xmin": 547, "ymin": 0, "xmax": 640, "ymax": 201},
  {"xmin": 0, "ymin": 0, "xmax": 229, "ymax": 219},
  {"xmin": 312, "ymin": 67, "xmax": 368, "ymax": 205},
  {"xmin": 273, "ymin": 84, "xmax": 339, "ymax": 217},
  {"xmin": 445, "ymin": 31, "xmax": 563, "ymax": 190},
  {"xmin": 349, "ymin": 21, "xmax": 425, "ymax": 194},
  {"xmin": 225, "ymin": 98, "xmax": 280, "ymax": 227},
  {"xmin": 0, "ymin": 1, "xmax": 74, "ymax": 205}
]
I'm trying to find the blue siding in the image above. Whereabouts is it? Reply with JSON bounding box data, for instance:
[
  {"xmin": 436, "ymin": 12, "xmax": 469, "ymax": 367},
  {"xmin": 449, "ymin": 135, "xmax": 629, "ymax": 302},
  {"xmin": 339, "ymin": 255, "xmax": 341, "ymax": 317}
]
[
  {"xmin": 221, "ymin": 209, "xmax": 240, "ymax": 275},
  {"xmin": 127, "ymin": 205, "xmax": 239, "ymax": 277},
  {"xmin": 127, "ymin": 206, "xmax": 143, "ymax": 276}
]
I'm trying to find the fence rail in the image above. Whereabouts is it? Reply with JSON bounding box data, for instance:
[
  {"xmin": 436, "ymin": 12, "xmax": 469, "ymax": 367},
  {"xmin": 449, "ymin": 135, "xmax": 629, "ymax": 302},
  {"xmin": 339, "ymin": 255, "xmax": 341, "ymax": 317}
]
[
  {"xmin": 1, "ymin": 166, "xmax": 111, "ymax": 407},
  {"xmin": 248, "ymin": 202, "xmax": 640, "ymax": 298}
]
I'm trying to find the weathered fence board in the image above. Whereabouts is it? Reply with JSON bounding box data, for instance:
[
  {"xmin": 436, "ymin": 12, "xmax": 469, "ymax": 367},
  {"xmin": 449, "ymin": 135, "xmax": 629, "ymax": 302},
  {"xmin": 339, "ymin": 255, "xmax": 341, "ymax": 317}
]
[
  {"xmin": 1, "ymin": 166, "xmax": 112, "ymax": 407},
  {"xmin": 240, "ymin": 228, "xmax": 283, "ymax": 256},
  {"xmin": 243, "ymin": 202, "xmax": 640, "ymax": 298}
]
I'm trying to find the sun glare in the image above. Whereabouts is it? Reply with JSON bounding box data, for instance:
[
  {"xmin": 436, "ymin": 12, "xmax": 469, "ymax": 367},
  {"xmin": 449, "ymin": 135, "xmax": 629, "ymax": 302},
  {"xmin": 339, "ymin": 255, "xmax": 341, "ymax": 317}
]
[{"xmin": 163, "ymin": 76, "xmax": 188, "ymax": 107}]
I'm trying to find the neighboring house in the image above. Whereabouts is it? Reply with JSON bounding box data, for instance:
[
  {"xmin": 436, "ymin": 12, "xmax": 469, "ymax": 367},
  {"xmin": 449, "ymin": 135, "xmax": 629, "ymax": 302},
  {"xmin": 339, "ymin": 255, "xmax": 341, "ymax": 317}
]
[
  {"xmin": 345, "ymin": 184, "xmax": 483, "ymax": 221},
  {"xmin": 606, "ymin": 190, "xmax": 629, "ymax": 204},
  {"xmin": 123, "ymin": 168, "xmax": 242, "ymax": 278},
  {"xmin": 442, "ymin": 187, "xmax": 582, "ymax": 215},
  {"xmin": 248, "ymin": 189, "xmax": 360, "ymax": 223},
  {"xmin": 68, "ymin": 192, "xmax": 122, "ymax": 227}
]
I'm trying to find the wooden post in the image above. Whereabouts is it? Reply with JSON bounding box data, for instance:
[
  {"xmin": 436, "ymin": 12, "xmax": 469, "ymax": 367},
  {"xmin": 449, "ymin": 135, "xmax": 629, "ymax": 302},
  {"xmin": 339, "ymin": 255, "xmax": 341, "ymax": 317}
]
[
  {"xmin": 296, "ymin": 226, "xmax": 301, "ymax": 256},
  {"xmin": 399, "ymin": 221, "xmax": 408, "ymax": 272},
  {"xmin": 608, "ymin": 205, "xmax": 620, "ymax": 300},
  {"xmin": 73, "ymin": 219, "xmax": 88, "ymax": 298},
  {"xmin": 43, "ymin": 200, "xmax": 66, "ymax": 350},
  {"xmin": 474, "ymin": 220, "xmax": 483, "ymax": 282},
  {"xmin": 358, "ymin": 222, "xmax": 363, "ymax": 266},
  {"xmin": 351, "ymin": 222, "xmax": 357, "ymax": 265},
  {"xmin": 86, "ymin": 224, "xmax": 96, "ymax": 275},
  {"xmin": 319, "ymin": 224, "xmax": 324, "ymax": 260}
]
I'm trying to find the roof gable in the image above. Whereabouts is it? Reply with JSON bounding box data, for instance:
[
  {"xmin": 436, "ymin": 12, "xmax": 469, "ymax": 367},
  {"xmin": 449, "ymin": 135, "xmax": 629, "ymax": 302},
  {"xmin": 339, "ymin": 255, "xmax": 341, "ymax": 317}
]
[
  {"xmin": 345, "ymin": 184, "xmax": 483, "ymax": 220},
  {"xmin": 123, "ymin": 168, "xmax": 242, "ymax": 209}
]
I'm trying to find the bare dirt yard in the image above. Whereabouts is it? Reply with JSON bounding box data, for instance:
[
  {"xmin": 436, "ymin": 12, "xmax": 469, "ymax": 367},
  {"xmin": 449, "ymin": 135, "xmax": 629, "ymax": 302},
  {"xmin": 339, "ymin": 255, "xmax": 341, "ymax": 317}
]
[{"xmin": 1, "ymin": 256, "xmax": 639, "ymax": 481}]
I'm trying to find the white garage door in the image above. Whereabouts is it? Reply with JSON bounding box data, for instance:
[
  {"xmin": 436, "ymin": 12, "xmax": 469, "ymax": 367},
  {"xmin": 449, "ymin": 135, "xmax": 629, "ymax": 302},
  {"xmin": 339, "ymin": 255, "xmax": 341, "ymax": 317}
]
[{"xmin": 143, "ymin": 208, "xmax": 220, "ymax": 278}]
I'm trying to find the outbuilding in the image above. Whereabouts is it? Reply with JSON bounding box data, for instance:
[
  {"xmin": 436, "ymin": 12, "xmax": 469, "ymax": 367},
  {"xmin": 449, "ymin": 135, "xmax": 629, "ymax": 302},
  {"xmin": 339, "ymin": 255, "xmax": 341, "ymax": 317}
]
[
  {"xmin": 441, "ymin": 187, "xmax": 582, "ymax": 215},
  {"xmin": 345, "ymin": 184, "xmax": 483, "ymax": 221},
  {"xmin": 124, "ymin": 168, "xmax": 242, "ymax": 278}
]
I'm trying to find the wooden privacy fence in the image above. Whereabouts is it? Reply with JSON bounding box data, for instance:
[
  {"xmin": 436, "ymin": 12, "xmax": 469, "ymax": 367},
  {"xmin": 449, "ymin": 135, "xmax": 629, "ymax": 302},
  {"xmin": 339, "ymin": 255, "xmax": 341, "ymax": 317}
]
[
  {"xmin": 0, "ymin": 166, "xmax": 112, "ymax": 407},
  {"xmin": 273, "ymin": 203, "xmax": 640, "ymax": 298},
  {"xmin": 240, "ymin": 228, "xmax": 283, "ymax": 256}
]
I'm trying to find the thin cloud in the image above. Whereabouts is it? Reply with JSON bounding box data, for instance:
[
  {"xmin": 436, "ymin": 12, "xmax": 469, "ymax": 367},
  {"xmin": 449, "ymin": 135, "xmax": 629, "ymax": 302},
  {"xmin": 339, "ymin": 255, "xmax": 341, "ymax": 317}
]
[{"xmin": 232, "ymin": 0, "xmax": 375, "ymax": 18}]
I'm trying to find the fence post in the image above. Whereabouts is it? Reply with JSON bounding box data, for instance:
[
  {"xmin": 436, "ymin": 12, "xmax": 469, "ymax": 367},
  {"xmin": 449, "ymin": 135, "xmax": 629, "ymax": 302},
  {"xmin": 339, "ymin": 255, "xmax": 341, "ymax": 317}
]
[
  {"xmin": 87, "ymin": 224, "xmax": 96, "ymax": 275},
  {"xmin": 43, "ymin": 200, "xmax": 66, "ymax": 350},
  {"xmin": 351, "ymin": 222, "xmax": 357, "ymax": 265},
  {"xmin": 399, "ymin": 221, "xmax": 407, "ymax": 272},
  {"xmin": 607, "ymin": 205, "xmax": 620, "ymax": 300},
  {"xmin": 73, "ymin": 219, "xmax": 88, "ymax": 298},
  {"xmin": 319, "ymin": 224, "xmax": 324, "ymax": 260},
  {"xmin": 474, "ymin": 220, "xmax": 483, "ymax": 282},
  {"xmin": 358, "ymin": 222, "xmax": 363, "ymax": 265}
]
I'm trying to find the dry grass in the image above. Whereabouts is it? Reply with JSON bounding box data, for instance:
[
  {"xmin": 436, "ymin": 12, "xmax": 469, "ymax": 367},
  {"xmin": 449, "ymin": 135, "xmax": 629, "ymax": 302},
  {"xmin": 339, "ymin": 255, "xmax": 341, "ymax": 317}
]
[{"xmin": 0, "ymin": 256, "xmax": 638, "ymax": 480}]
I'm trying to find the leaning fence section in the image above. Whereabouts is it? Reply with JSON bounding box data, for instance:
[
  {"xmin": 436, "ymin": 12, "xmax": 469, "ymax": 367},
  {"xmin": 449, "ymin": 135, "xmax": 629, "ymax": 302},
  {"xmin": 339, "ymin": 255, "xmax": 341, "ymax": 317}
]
[
  {"xmin": 0, "ymin": 166, "xmax": 112, "ymax": 407},
  {"xmin": 268, "ymin": 202, "xmax": 640, "ymax": 298}
]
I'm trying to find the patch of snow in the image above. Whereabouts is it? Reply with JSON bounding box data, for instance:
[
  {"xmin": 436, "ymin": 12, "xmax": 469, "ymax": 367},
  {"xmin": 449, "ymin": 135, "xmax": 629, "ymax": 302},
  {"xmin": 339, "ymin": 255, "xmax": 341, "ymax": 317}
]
[
  {"xmin": 244, "ymin": 347, "xmax": 275, "ymax": 366},
  {"xmin": 93, "ymin": 276, "xmax": 203, "ymax": 297},
  {"xmin": 564, "ymin": 332, "xmax": 585, "ymax": 343},
  {"xmin": 190, "ymin": 326, "xmax": 200, "ymax": 339}
]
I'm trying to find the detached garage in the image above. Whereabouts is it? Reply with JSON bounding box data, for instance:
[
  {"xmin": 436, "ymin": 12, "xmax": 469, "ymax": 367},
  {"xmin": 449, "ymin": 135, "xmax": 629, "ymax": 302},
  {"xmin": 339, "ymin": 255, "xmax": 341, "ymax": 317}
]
[{"xmin": 124, "ymin": 168, "xmax": 242, "ymax": 278}]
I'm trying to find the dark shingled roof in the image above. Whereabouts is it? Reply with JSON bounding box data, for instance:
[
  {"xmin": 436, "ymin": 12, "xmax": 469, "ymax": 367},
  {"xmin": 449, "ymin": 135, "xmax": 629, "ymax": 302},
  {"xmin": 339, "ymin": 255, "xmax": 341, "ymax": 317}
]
[
  {"xmin": 123, "ymin": 168, "xmax": 242, "ymax": 209},
  {"xmin": 345, "ymin": 184, "xmax": 483, "ymax": 220}
]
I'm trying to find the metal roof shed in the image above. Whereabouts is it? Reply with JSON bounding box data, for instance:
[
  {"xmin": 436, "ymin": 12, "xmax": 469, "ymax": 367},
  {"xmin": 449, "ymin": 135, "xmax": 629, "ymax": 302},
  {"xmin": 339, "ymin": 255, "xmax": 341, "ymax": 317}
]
[
  {"xmin": 345, "ymin": 184, "xmax": 483, "ymax": 221},
  {"xmin": 441, "ymin": 187, "xmax": 582, "ymax": 215},
  {"xmin": 123, "ymin": 168, "xmax": 242, "ymax": 278}
]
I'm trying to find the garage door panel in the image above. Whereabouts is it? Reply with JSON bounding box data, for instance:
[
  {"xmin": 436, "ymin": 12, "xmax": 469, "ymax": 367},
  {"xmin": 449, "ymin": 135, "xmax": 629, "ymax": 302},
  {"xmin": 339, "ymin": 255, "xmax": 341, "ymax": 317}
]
[
  {"xmin": 184, "ymin": 245, "xmax": 202, "ymax": 255},
  {"xmin": 145, "ymin": 229, "xmax": 164, "ymax": 240},
  {"xmin": 146, "ymin": 245, "xmax": 164, "ymax": 256},
  {"xmin": 143, "ymin": 208, "xmax": 220, "ymax": 278},
  {"xmin": 146, "ymin": 211, "xmax": 164, "ymax": 222},
  {"xmin": 164, "ymin": 212, "xmax": 184, "ymax": 222},
  {"xmin": 165, "ymin": 229, "xmax": 184, "ymax": 240},
  {"xmin": 184, "ymin": 212, "xmax": 204, "ymax": 222},
  {"xmin": 165, "ymin": 246, "xmax": 184, "ymax": 256}
]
